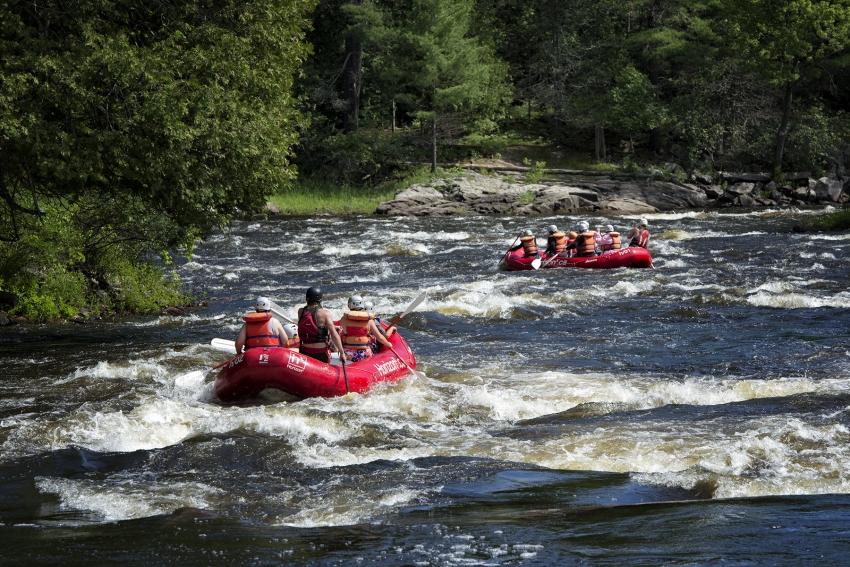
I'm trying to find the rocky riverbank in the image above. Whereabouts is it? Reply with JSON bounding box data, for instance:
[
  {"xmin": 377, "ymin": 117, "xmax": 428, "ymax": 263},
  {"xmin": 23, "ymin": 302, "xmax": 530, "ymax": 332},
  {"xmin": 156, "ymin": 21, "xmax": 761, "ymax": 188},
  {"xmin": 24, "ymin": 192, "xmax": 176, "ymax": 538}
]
[{"xmin": 375, "ymin": 169, "xmax": 849, "ymax": 216}]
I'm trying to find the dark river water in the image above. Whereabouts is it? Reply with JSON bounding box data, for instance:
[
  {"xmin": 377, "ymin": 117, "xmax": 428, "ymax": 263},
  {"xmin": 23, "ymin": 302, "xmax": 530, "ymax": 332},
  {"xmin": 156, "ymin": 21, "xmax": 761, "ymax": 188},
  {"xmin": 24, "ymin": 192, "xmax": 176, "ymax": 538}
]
[{"xmin": 2, "ymin": 208, "xmax": 850, "ymax": 565}]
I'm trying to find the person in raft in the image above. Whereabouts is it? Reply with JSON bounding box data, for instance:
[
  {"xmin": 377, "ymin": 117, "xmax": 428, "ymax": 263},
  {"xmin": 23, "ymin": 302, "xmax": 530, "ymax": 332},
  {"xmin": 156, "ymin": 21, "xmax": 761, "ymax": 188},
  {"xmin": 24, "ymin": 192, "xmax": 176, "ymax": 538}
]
[
  {"xmin": 234, "ymin": 297, "xmax": 288, "ymax": 353},
  {"xmin": 340, "ymin": 295, "xmax": 393, "ymax": 362},
  {"xmin": 297, "ymin": 286, "xmax": 347, "ymax": 363},
  {"xmin": 543, "ymin": 225, "xmax": 568, "ymax": 258},
  {"xmin": 565, "ymin": 221, "xmax": 597, "ymax": 257},
  {"xmin": 509, "ymin": 229, "xmax": 540, "ymax": 258},
  {"xmin": 595, "ymin": 224, "xmax": 622, "ymax": 254},
  {"xmin": 282, "ymin": 322, "xmax": 300, "ymax": 351},
  {"xmin": 627, "ymin": 218, "xmax": 650, "ymax": 248},
  {"xmin": 365, "ymin": 300, "xmax": 396, "ymax": 356}
]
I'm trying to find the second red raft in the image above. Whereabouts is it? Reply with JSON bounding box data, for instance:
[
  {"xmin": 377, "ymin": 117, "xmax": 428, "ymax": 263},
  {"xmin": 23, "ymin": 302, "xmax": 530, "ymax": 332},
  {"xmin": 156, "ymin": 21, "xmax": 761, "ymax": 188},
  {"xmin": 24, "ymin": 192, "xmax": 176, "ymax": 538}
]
[{"xmin": 502, "ymin": 246, "xmax": 653, "ymax": 271}]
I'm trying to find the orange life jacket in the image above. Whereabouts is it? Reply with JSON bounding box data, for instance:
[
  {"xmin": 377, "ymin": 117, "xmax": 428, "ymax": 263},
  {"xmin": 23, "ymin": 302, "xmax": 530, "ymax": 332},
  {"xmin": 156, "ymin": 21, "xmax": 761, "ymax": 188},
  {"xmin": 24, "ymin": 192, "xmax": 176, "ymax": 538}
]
[
  {"xmin": 243, "ymin": 312, "xmax": 280, "ymax": 348},
  {"xmin": 580, "ymin": 232, "xmax": 597, "ymax": 256},
  {"xmin": 521, "ymin": 235, "xmax": 538, "ymax": 258},
  {"xmin": 342, "ymin": 310, "xmax": 373, "ymax": 350},
  {"xmin": 601, "ymin": 232, "xmax": 621, "ymax": 251},
  {"xmin": 551, "ymin": 231, "xmax": 567, "ymax": 254}
]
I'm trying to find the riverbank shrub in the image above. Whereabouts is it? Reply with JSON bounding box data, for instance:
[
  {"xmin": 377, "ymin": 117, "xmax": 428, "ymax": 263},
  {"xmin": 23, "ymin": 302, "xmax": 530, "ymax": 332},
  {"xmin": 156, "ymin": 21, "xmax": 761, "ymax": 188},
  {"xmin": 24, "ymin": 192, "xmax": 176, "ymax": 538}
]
[
  {"xmin": 0, "ymin": 205, "xmax": 187, "ymax": 321},
  {"xmin": 812, "ymin": 208, "xmax": 850, "ymax": 231}
]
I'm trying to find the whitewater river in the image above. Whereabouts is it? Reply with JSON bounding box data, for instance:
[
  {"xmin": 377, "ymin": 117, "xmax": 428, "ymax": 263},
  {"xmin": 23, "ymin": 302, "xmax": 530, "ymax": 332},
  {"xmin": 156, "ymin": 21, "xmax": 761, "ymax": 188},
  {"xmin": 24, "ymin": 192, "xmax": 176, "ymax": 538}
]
[{"xmin": 2, "ymin": 208, "xmax": 850, "ymax": 565}]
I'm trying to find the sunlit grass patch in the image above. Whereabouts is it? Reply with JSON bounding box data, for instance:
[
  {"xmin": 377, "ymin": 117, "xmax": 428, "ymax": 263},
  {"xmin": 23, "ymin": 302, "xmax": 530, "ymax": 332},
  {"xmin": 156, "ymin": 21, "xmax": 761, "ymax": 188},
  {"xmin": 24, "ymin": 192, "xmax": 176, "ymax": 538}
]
[{"xmin": 270, "ymin": 179, "xmax": 396, "ymax": 215}]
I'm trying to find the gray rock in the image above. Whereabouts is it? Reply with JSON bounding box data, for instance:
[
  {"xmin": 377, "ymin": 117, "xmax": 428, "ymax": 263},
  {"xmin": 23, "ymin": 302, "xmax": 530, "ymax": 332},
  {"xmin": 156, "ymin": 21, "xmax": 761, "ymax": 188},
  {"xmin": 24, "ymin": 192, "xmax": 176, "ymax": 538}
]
[
  {"xmin": 0, "ymin": 314, "xmax": 11, "ymax": 326},
  {"xmin": 394, "ymin": 184, "xmax": 446, "ymax": 205},
  {"xmin": 264, "ymin": 201, "xmax": 280, "ymax": 215},
  {"xmin": 814, "ymin": 177, "xmax": 844, "ymax": 202},
  {"xmin": 735, "ymin": 194, "xmax": 755, "ymax": 206},
  {"xmin": 704, "ymin": 186, "xmax": 723, "ymax": 199},
  {"xmin": 792, "ymin": 187, "xmax": 809, "ymax": 201},
  {"xmin": 597, "ymin": 198, "xmax": 659, "ymax": 213},
  {"xmin": 692, "ymin": 173, "xmax": 714, "ymax": 185},
  {"xmin": 642, "ymin": 182, "xmax": 708, "ymax": 210},
  {"xmin": 764, "ymin": 180, "xmax": 779, "ymax": 192},
  {"xmin": 663, "ymin": 162, "xmax": 685, "ymax": 173},
  {"xmin": 726, "ymin": 182, "xmax": 755, "ymax": 196}
]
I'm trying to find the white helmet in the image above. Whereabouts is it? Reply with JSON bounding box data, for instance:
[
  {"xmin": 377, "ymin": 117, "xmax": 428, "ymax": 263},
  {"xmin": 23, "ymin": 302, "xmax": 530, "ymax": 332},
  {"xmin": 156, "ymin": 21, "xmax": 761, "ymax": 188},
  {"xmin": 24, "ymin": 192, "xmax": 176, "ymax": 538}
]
[
  {"xmin": 348, "ymin": 295, "xmax": 365, "ymax": 310},
  {"xmin": 522, "ymin": 229, "xmax": 534, "ymax": 237},
  {"xmin": 364, "ymin": 301, "xmax": 374, "ymax": 312},
  {"xmin": 283, "ymin": 322, "xmax": 298, "ymax": 339},
  {"xmin": 639, "ymin": 218, "xmax": 649, "ymax": 227},
  {"xmin": 255, "ymin": 297, "xmax": 271, "ymax": 311},
  {"xmin": 548, "ymin": 225, "xmax": 558, "ymax": 234},
  {"xmin": 606, "ymin": 224, "xmax": 614, "ymax": 232},
  {"xmin": 578, "ymin": 221, "xmax": 589, "ymax": 232}
]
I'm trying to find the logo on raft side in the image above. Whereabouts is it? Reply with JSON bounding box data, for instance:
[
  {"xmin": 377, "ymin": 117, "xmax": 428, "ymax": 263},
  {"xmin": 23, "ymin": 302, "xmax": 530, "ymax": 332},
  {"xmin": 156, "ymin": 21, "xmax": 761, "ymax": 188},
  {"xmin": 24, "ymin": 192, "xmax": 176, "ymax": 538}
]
[
  {"xmin": 286, "ymin": 352, "xmax": 309, "ymax": 373},
  {"xmin": 374, "ymin": 358, "xmax": 402, "ymax": 377}
]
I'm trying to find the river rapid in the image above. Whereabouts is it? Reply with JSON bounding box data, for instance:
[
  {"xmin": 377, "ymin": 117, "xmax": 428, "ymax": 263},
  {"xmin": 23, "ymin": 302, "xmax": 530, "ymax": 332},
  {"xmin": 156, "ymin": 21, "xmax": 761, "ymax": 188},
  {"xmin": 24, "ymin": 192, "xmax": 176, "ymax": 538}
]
[{"xmin": 2, "ymin": 208, "xmax": 850, "ymax": 565}]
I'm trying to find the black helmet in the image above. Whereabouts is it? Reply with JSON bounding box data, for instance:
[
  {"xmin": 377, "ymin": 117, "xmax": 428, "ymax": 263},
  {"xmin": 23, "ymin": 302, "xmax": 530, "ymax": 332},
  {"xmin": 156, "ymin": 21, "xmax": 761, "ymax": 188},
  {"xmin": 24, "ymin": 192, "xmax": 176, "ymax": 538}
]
[{"xmin": 306, "ymin": 286, "xmax": 323, "ymax": 302}]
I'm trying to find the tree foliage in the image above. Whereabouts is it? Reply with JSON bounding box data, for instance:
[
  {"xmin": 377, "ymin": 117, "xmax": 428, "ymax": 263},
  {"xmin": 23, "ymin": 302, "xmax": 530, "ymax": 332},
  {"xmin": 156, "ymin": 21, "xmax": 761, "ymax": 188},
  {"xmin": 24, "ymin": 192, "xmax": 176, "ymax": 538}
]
[{"xmin": 0, "ymin": 0, "xmax": 314, "ymax": 247}]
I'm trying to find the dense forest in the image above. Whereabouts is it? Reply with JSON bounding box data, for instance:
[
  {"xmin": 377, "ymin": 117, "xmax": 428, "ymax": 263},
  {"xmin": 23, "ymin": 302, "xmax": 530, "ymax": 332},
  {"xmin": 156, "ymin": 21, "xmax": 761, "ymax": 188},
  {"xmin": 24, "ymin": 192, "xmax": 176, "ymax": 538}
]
[
  {"xmin": 1, "ymin": 0, "xmax": 849, "ymax": 320},
  {"xmin": 298, "ymin": 0, "xmax": 850, "ymax": 183}
]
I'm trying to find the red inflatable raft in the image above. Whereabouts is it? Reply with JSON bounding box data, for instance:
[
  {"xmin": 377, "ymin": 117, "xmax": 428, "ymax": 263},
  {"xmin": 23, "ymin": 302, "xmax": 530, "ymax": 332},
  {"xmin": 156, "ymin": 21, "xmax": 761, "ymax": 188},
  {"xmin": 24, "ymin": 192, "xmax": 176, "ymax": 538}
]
[
  {"xmin": 214, "ymin": 324, "xmax": 417, "ymax": 401},
  {"xmin": 502, "ymin": 246, "xmax": 653, "ymax": 271}
]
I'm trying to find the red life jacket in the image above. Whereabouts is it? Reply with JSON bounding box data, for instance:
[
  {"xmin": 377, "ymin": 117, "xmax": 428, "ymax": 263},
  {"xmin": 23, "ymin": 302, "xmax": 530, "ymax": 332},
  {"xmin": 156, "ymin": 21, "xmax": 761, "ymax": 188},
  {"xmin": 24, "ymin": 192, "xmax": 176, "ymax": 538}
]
[
  {"xmin": 298, "ymin": 306, "xmax": 329, "ymax": 356},
  {"xmin": 342, "ymin": 310, "xmax": 373, "ymax": 350},
  {"xmin": 242, "ymin": 312, "xmax": 280, "ymax": 348},
  {"xmin": 630, "ymin": 229, "xmax": 650, "ymax": 248}
]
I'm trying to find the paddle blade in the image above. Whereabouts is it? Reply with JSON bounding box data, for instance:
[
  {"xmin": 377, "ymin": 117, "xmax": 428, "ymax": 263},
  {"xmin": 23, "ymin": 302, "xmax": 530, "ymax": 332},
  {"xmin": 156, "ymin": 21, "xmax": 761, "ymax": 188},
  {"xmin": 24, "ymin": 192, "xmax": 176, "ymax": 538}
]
[
  {"xmin": 174, "ymin": 370, "xmax": 206, "ymax": 389},
  {"xmin": 531, "ymin": 258, "xmax": 542, "ymax": 270},
  {"xmin": 400, "ymin": 292, "xmax": 427, "ymax": 318},
  {"xmin": 210, "ymin": 338, "xmax": 236, "ymax": 352},
  {"xmin": 387, "ymin": 292, "xmax": 427, "ymax": 329},
  {"xmin": 269, "ymin": 302, "xmax": 294, "ymax": 323}
]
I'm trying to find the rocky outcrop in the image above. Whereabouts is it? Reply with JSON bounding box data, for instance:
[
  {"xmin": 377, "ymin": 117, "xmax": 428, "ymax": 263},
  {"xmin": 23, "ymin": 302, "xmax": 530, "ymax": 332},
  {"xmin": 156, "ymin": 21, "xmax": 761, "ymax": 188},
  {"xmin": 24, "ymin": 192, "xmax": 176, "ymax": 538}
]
[{"xmin": 375, "ymin": 168, "xmax": 848, "ymax": 216}]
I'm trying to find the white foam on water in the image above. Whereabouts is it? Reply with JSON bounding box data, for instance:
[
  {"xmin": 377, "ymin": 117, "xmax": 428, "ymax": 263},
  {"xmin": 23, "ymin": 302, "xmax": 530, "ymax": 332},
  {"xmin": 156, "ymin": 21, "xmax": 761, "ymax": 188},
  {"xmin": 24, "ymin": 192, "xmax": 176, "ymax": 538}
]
[
  {"xmin": 278, "ymin": 486, "xmax": 432, "ymax": 528},
  {"xmin": 319, "ymin": 245, "xmax": 373, "ymax": 257},
  {"xmin": 35, "ymin": 477, "xmax": 222, "ymax": 522},
  {"xmin": 399, "ymin": 231, "xmax": 470, "ymax": 242},
  {"xmin": 746, "ymin": 290, "xmax": 850, "ymax": 309},
  {"xmin": 632, "ymin": 418, "xmax": 850, "ymax": 498}
]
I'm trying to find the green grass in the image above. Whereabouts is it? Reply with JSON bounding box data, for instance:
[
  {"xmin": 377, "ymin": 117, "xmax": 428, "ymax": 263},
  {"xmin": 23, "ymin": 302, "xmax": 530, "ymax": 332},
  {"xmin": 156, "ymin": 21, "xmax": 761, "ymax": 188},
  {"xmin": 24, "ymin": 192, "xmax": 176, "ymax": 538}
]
[
  {"xmin": 811, "ymin": 208, "xmax": 850, "ymax": 231},
  {"xmin": 269, "ymin": 179, "xmax": 397, "ymax": 215}
]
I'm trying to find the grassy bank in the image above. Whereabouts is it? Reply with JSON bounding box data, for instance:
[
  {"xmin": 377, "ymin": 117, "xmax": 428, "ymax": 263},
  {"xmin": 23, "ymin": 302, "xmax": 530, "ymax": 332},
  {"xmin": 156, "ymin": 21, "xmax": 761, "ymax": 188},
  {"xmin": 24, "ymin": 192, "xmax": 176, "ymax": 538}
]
[
  {"xmin": 807, "ymin": 208, "xmax": 850, "ymax": 231},
  {"xmin": 269, "ymin": 179, "xmax": 397, "ymax": 215}
]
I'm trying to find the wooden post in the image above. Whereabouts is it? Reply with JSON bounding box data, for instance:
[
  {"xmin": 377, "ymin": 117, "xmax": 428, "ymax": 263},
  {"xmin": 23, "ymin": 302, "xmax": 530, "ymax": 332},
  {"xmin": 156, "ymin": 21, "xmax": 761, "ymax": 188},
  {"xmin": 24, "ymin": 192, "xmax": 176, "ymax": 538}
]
[{"xmin": 595, "ymin": 123, "xmax": 606, "ymax": 161}]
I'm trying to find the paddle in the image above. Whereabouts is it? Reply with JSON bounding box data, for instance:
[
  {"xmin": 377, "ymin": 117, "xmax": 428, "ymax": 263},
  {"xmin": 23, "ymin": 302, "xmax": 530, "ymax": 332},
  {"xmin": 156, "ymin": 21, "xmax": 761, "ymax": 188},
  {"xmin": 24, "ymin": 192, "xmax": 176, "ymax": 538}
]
[
  {"xmin": 268, "ymin": 301, "xmax": 295, "ymax": 323},
  {"xmin": 210, "ymin": 338, "xmax": 236, "ymax": 352},
  {"xmin": 498, "ymin": 229, "xmax": 524, "ymax": 267},
  {"xmin": 341, "ymin": 354, "xmax": 350, "ymax": 393},
  {"xmin": 387, "ymin": 344, "xmax": 427, "ymax": 383},
  {"xmin": 385, "ymin": 292, "xmax": 427, "ymax": 330},
  {"xmin": 173, "ymin": 339, "xmax": 238, "ymax": 387}
]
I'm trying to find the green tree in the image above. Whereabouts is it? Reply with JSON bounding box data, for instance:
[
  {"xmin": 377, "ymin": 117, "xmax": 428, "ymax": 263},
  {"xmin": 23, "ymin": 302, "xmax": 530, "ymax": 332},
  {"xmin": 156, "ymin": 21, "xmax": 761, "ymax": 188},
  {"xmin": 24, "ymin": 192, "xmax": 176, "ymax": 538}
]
[
  {"xmin": 723, "ymin": 0, "xmax": 850, "ymax": 172},
  {"xmin": 373, "ymin": 0, "xmax": 510, "ymax": 171},
  {"xmin": 0, "ymin": 0, "xmax": 314, "ymax": 250}
]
